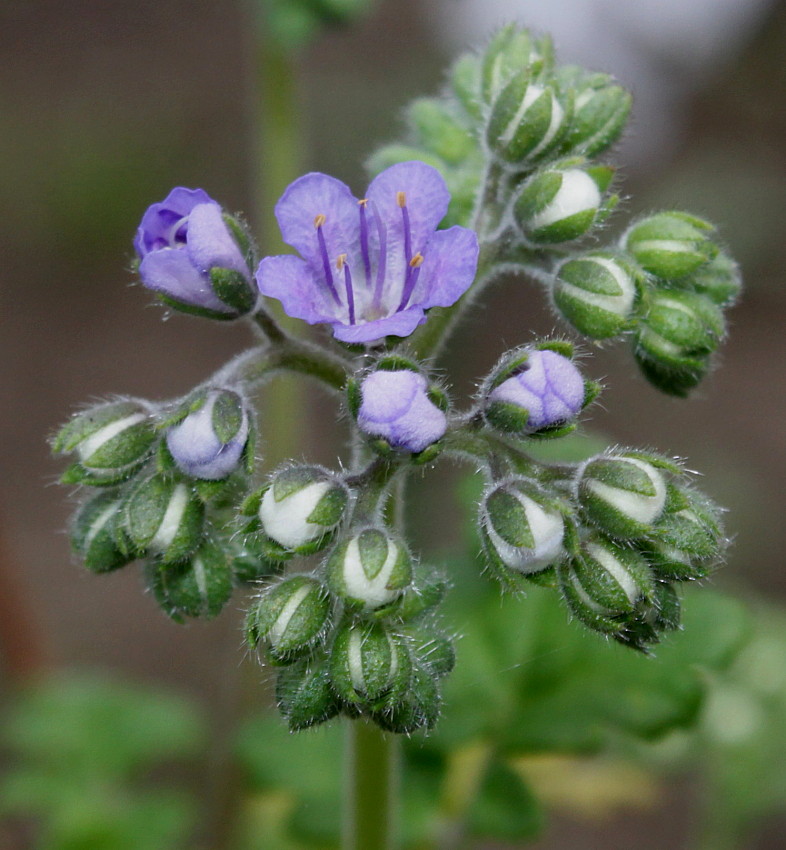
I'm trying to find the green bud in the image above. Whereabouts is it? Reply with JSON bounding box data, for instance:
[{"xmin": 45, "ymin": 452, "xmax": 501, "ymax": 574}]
[
  {"xmin": 487, "ymin": 74, "xmax": 566, "ymax": 164},
  {"xmin": 563, "ymin": 73, "xmax": 631, "ymax": 157},
  {"xmin": 679, "ymin": 251, "xmax": 741, "ymax": 306},
  {"xmin": 578, "ymin": 453, "xmax": 668, "ymax": 539},
  {"xmin": 249, "ymin": 465, "xmax": 349, "ymax": 560},
  {"xmin": 70, "ymin": 491, "xmax": 134, "ymax": 573},
  {"xmin": 275, "ymin": 657, "xmax": 340, "ymax": 731},
  {"xmin": 553, "ymin": 251, "xmax": 640, "ymax": 338},
  {"xmin": 53, "ymin": 400, "xmax": 156, "ymax": 486},
  {"xmin": 514, "ymin": 166, "xmax": 605, "ymax": 243},
  {"xmin": 407, "ymin": 98, "xmax": 473, "ymax": 165},
  {"xmin": 481, "ymin": 26, "xmax": 544, "ymax": 105},
  {"xmin": 407, "ymin": 628, "xmax": 455, "ymax": 680},
  {"xmin": 616, "ymin": 583, "xmax": 682, "ymax": 651},
  {"xmin": 390, "ymin": 566, "xmax": 447, "ymax": 622},
  {"xmin": 623, "ymin": 212, "xmax": 717, "ymax": 279},
  {"xmin": 560, "ymin": 535, "xmax": 655, "ymax": 634},
  {"xmin": 326, "ymin": 528, "xmax": 412, "ymax": 612},
  {"xmin": 450, "ymin": 53, "xmax": 483, "ymax": 122},
  {"xmin": 147, "ymin": 539, "xmax": 233, "ymax": 621},
  {"xmin": 329, "ymin": 620, "xmax": 411, "ymax": 706},
  {"xmin": 245, "ymin": 575, "xmax": 331, "ymax": 663},
  {"xmin": 481, "ymin": 479, "xmax": 566, "ymax": 576},
  {"xmin": 126, "ymin": 475, "xmax": 204, "ymax": 563},
  {"xmin": 372, "ymin": 663, "xmax": 441, "ymax": 734}
]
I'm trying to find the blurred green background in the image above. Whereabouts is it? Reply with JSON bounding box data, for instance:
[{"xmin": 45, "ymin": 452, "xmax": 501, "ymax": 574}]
[{"xmin": 1, "ymin": 1, "xmax": 785, "ymax": 848}]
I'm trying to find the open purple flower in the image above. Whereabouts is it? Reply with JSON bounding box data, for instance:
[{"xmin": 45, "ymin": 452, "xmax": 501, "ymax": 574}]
[
  {"xmin": 357, "ymin": 370, "xmax": 447, "ymax": 453},
  {"xmin": 255, "ymin": 162, "xmax": 479, "ymax": 343},
  {"xmin": 135, "ymin": 187, "xmax": 255, "ymax": 319}
]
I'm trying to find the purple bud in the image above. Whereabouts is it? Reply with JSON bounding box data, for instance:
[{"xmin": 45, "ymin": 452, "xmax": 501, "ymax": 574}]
[
  {"xmin": 135, "ymin": 188, "xmax": 254, "ymax": 318},
  {"xmin": 488, "ymin": 349, "xmax": 584, "ymax": 432},
  {"xmin": 166, "ymin": 390, "xmax": 250, "ymax": 480},
  {"xmin": 357, "ymin": 371, "xmax": 447, "ymax": 453}
]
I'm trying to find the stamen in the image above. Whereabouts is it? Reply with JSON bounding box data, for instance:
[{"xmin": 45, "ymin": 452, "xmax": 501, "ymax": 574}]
[
  {"xmin": 371, "ymin": 200, "xmax": 388, "ymax": 310},
  {"xmin": 337, "ymin": 254, "xmax": 356, "ymax": 325},
  {"xmin": 398, "ymin": 192, "xmax": 412, "ymax": 264},
  {"xmin": 396, "ymin": 192, "xmax": 406, "ymax": 207},
  {"xmin": 314, "ymin": 214, "xmax": 341, "ymax": 305},
  {"xmin": 397, "ymin": 252, "xmax": 425, "ymax": 311},
  {"xmin": 358, "ymin": 199, "xmax": 372, "ymax": 286}
]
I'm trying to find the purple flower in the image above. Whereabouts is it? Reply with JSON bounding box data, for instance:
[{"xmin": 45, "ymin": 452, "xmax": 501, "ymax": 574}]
[
  {"xmin": 255, "ymin": 162, "xmax": 479, "ymax": 343},
  {"xmin": 357, "ymin": 370, "xmax": 447, "ymax": 453},
  {"xmin": 489, "ymin": 349, "xmax": 585, "ymax": 432},
  {"xmin": 166, "ymin": 390, "xmax": 250, "ymax": 480},
  {"xmin": 135, "ymin": 187, "xmax": 255, "ymax": 318}
]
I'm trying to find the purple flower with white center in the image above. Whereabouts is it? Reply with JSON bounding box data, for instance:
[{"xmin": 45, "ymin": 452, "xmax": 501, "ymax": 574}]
[
  {"xmin": 357, "ymin": 370, "xmax": 447, "ymax": 453},
  {"xmin": 255, "ymin": 161, "xmax": 479, "ymax": 343},
  {"xmin": 166, "ymin": 390, "xmax": 250, "ymax": 480},
  {"xmin": 135, "ymin": 187, "xmax": 255, "ymax": 318},
  {"xmin": 488, "ymin": 349, "xmax": 585, "ymax": 433}
]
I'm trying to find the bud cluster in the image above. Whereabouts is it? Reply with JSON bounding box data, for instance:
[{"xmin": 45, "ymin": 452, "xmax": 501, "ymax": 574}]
[{"xmin": 53, "ymin": 389, "xmax": 261, "ymax": 621}]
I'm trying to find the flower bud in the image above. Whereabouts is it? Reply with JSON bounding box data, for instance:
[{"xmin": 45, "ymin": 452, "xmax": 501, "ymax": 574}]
[
  {"xmin": 622, "ymin": 212, "xmax": 716, "ymax": 279},
  {"xmin": 481, "ymin": 479, "xmax": 566, "ymax": 576},
  {"xmin": 392, "ymin": 566, "xmax": 448, "ymax": 622},
  {"xmin": 617, "ymin": 582, "xmax": 681, "ymax": 651},
  {"xmin": 553, "ymin": 251, "xmax": 639, "ymax": 339},
  {"xmin": 372, "ymin": 663, "xmax": 441, "ymax": 734},
  {"xmin": 450, "ymin": 53, "xmax": 483, "ymax": 122},
  {"xmin": 251, "ymin": 466, "xmax": 349, "ymax": 560},
  {"xmin": 329, "ymin": 620, "xmax": 411, "ymax": 706},
  {"xmin": 487, "ymin": 74, "xmax": 566, "ymax": 164},
  {"xmin": 577, "ymin": 453, "xmax": 668, "ymax": 539},
  {"xmin": 560, "ymin": 535, "xmax": 655, "ymax": 634},
  {"xmin": 680, "ymin": 251, "xmax": 741, "ymax": 306},
  {"xmin": 408, "ymin": 628, "xmax": 456, "ymax": 680},
  {"xmin": 245, "ymin": 575, "xmax": 331, "ymax": 663},
  {"xmin": 147, "ymin": 539, "xmax": 233, "ymax": 621},
  {"xmin": 514, "ymin": 166, "xmax": 607, "ymax": 244},
  {"xmin": 134, "ymin": 187, "xmax": 256, "ymax": 319},
  {"xmin": 70, "ymin": 492, "xmax": 134, "ymax": 573},
  {"xmin": 53, "ymin": 400, "xmax": 156, "ymax": 486},
  {"xmin": 485, "ymin": 347, "xmax": 587, "ymax": 437},
  {"xmin": 125, "ymin": 474, "xmax": 204, "ymax": 563},
  {"xmin": 165, "ymin": 389, "xmax": 251, "ymax": 480},
  {"xmin": 635, "ymin": 289, "xmax": 725, "ymax": 396},
  {"xmin": 326, "ymin": 528, "xmax": 413, "ymax": 612},
  {"xmin": 562, "ymin": 73, "xmax": 632, "ymax": 157},
  {"xmin": 275, "ymin": 657, "xmax": 340, "ymax": 731},
  {"xmin": 407, "ymin": 98, "xmax": 474, "ymax": 165},
  {"xmin": 355, "ymin": 370, "xmax": 447, "ymax": 455},
  {"xmin": 481, "ymin": 26, "xmax": 546, "ymax": 105}
]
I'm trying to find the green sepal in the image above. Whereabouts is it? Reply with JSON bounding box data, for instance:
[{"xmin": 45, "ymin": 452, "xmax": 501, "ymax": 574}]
[
  {"xmin": 306, "ymin": 485, "xmax": 348, "ymax": 527},
  {"xmin": 679, "ymin": 251, "xmax": 741, "ymax": 306},
  {"xmin": 70, "ymin": 491, "xmax": 135, "ymax": 573},
  {"xmin": 155, "ymin": 293, "xmax": 237, "ymax": 322},
  {"xmin": 634, "ymin": 350, "xmax": 710, "ymax": 398},
  {"xmin": 211, "ymin": 391, "xmax": 244, "ymax": 443},
  {"xmin": 371, "ymin": 662, "xmax": 441, "ymax": 734},
  {"xmin": 481, "ymin": 26, "xmax": 539, "ymax": 105},
  {"xmin": 406, "ymin": 97, "xmax": 474, "ymax": 165},
  {"xmin": 486, "ymin": 487, "xmax": 535, "ymax": 549},
  {"xmin": 52, "ymin": 401, "xmax": 148, "ymax": 454},
  {"xmin": 450, "ymin": 52, "xmax": 483, "ymax": 122},
  {"xmin": 533, "ymin": 338, "xmax": 575, "ymax": 358},
  {"xmin": 230, "ymin": 542, "xmax": 282, "ymax": 585},
  {"xmin": 346, "ymin": 377, "xmax": 362, "ymax": 419},
  {"xmin": 222, "ymin": 212, "xmax": 256, "ymax": 270},
  {"xmin": 411, "ymin": 442, "xmax": 443, "ymax": 466},
  {"xmin": 276, "ymin": 656, "xmax": 341, "ymax": 732},
  {"xmin": 145, "ymin": 539, "xmax": 233, "ymax": 622},
  {"xmin": 479, "ymin": 526, "xmax": 533, "ymax": 594},
  {"xmin": 586, "ymin": 164, "xmax": 615, "ymax": 192},
  {"xmin": 582, "ymin": 379, "xmax": 603, "ymax": 410},
  {"xmin": 514, "ymin": 169, "xmax": 562, "ymax": 223},
  {"xmin": 485, "ymin": 400, "xmax": 530, "ymax": 435},
  {"xmin": 59, "ymin": 460, "xmax": 146, "ymax": 488},
  {"xmin": 488, "ymin": 73, "xmax": 560, "ymax": 164},
  {"xmin": 209, "ymin": 267, "xmax": 255, "ymax": 315},
  {"xmin": 529, "ymin": 208, "xmax": 597, "ymax": 244},
  {"xmin": 559, "ymin": 71, "xmax": 632, "ymax": 157},
  {"xmin": 624, "ymin": 211, "xmax": 717, "ymax": 280},
  {"xmin": 388, "ymin": 567, "xmax": 448, "ymax": 622},
  {"xmin": 375, "ymin": 355, "xmax": 422, "ymax": 373},
  {"xmin": 407, "ymin": 628, "xmax": 455, "ymax": 679}
]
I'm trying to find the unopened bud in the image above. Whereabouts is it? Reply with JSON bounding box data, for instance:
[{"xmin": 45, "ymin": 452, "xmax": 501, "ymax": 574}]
[
  {"xmin": 70, "ymin": 492, "xmax": 134, "ymax": 573},
  {"xmin": 53, "ymin": 400, "xmax": 156, "ymax": 486},
  {"xmin": 326, "ymin": 528, "xmax": 412, "ymax": 612},
  {"xmin": 372, "ymin": 663, "xmax": 441, "ymax": 734},
  {"xmin": 407, "ymin": 98, "xmax": 474, "ymax": 165},
  {"xmin": 577, "ymin": 453, "xmax": 668, "ymax": 539},
  {"xmin": 553, "ymin": 251, "xmax": 639, "ymax": 339},
  {"xmin": 680, "ymin": 251, "xmax": 741, "ymax": 306},
  {"xmin": 275, "ymin": 657, "xmax": 340, "ymax": 731},
  {"xmin": 481, "ymin": 26, "xmax": 546, "ymax": 105},
  {"xmin": 126, "ymin": 474, "xmax": 204, "ymax": 563},
  {"xmin": 562, "ymin": 72, "xmax": 631, "ymax": 157},
  {"xmin": 623, "ymin": 212, "xmax": 716, "ymax": 279},
  {"xmin": 245, "ymin": 575, "xmax": 331, "ymax": 663},
  {"xmin": 481, "ymin": 479, "xmax": 566, "ymax": 576}
]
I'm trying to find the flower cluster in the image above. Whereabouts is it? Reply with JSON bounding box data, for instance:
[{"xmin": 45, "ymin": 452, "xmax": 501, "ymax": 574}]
[{"xmin": 53, "ymin": 25, "xmax": 737, "ymax": 734}]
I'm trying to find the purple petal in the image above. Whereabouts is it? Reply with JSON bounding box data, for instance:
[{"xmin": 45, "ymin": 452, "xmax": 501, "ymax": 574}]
[
  {"xmin": 275, "ymin": 173, "xmax": 362, "ymax": 272},
  {"xmin": 359, "ymin": 371, "xmax": 423, "ymax": 424},
  {"xmin": 413, "ymin": 226, "xmax": 479, "ymax": 309},
  {"xmin": 331, "ymin": 306, "xmax": 426, "ymax": 344},
  {"xmin": 186, "ymin": 203, "xmax": 248, "ymax": 276},
  {"xmin": 255, "ymin": 254, "xmax": 341, "ymax": 325},
  {"xmin": 139, "ymin": 248, "xmax": 231, "ymax": 312},
  {"xmin": 389, "ymin": 389, "xmax": 447, "ymax": 452},
  {"xmin": 135, "ymin": 188, "xmax": 215, "ymax": 257}
]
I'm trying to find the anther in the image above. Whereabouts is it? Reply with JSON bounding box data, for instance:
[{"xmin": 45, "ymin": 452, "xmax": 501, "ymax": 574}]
[
  {"xmin": 314, "ymin": 214, "xmax": 327, "ymax": 228},
  {"xmin": 336, "ymin": 253, "xmax": 347, "ymax": 270},
  {"xmin": 396, "ymin": 191, "xmax": 407, "ymax": 208},
  {"xmin": 409, "ymin": 252, "xmax": 424, "ymax": 268},
  {"xmin": 358, "ymin": 199, "xmax": 368, "ymax": 207}
]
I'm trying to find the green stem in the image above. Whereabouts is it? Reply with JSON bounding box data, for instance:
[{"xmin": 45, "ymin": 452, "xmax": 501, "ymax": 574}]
[
  {"xmin": 343, "ymin": 719, "xmax": 401, "ymax": 850},
  {"xmin": 348, "ymin": 457, "xmax": 403, "ymax": 524}
]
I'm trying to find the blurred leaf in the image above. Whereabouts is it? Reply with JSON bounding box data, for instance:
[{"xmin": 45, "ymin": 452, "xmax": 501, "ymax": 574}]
[{"xmin": 467, "ymin": 757, "xmax": 542, "ymax": 840}]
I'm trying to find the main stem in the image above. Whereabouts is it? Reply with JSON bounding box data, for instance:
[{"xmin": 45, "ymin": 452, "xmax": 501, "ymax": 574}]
[{"xmin": 343, "ymin": 714, "xmax": 401, "ymax": 850}]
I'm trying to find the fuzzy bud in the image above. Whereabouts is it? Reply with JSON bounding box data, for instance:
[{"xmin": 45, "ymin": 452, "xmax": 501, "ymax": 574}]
[
  {"xmin": 514, "ymin": 166, "xmax": 607, "ymax": 244},
  {"xmin": 251, "ymin": 466, "xmax": 349, "ymax": 560},
  {"xmin": 165, "ymin": 389, "xmax": 251, "ymax": 480},
  {"xmin": 245, "ymin": 575, "xmax": 331, "ymax": 663},
  {"xmin": 326, "ymin": 528, "xmax": 413, "ymax": 612},
  {"xmin": 372, "ymin": 662, "xmax": 441, "ymax": 734},
  {"xmin": 577, "ymin": 453, "xmax": 668, "ymax": 539},
  {"xmin": 553, "ymin": 251, "xmax": 639, "ymax": 339},
  {"xmin": 560, "ymin": 535, "xmax": 655, "ymax": 634},
  {"xmin": 147, "ymin": 539, "xmax": 233, "ymax": 621},
  {"xmin": 275, "ymin": 657, "xmax": 340, "ymax": 731},
  {"xmin": 485, "ymin": 347, "xmax": 587, "ymax": 437},
  {"xmin": 562, "ymin": 73, "xmax": 631, "ymax": 157},
  {"xmin": 680, "ymin": 251, "xmax": 741, "ymax": 306},
  {"xmin": 622, "ymin": 212, "xmax": 716, "ymax": 279},
  {"xmin": 70, "ymin": 492, "xmax": 134, "ymax": 573},
  {"xmin": 481, "ymin": 26, "xmax": 547, "ymax": 105},
  {"xmin": 53, "ymin": 400, "xmax": 156, "ymax": 486},
  {"xmin": 125, "ymin": 474, "xmax": 204, "ymax": 563},
  {"xmin": 481, "ymin": 479, "xmax": 566, "ymax": 576},
  {"xmin": 329, "ymin": 620, "xmax": 411, "ymax": 706}
]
